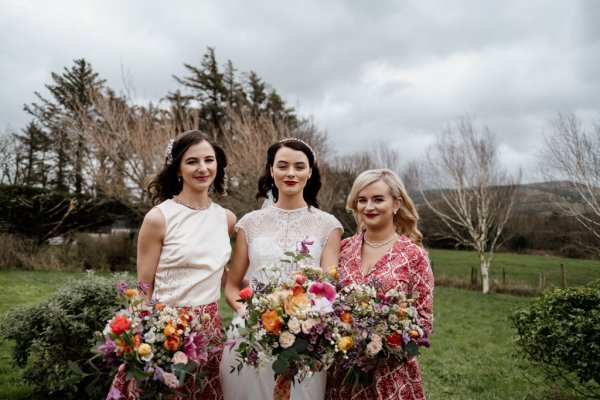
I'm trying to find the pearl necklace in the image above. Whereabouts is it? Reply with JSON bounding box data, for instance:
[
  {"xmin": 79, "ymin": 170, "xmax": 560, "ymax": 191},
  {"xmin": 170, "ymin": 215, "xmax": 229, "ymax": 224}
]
[
  {"xmin": 363, "ymin": 232, "xmax": 397, "ymax": 248},
  {"xmin": 172, "ymin": 196, "xmax": 212, "ymax": 211}
]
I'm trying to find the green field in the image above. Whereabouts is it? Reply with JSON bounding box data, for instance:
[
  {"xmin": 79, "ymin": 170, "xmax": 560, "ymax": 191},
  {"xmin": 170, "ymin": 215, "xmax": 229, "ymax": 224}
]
[
  {"xmin": 429, "ymin": 248, "xmax": 600, "ymax": 289},
  {"xmin": 3, "ymin": 248, "xmax": 598, "ymax": 399}
]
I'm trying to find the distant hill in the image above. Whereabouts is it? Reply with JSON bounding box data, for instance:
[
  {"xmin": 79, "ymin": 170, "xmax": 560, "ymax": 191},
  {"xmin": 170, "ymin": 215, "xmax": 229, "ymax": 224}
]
[{"xmin": 413, "ymin": 181, "xmax": 586, "ymax": 214}]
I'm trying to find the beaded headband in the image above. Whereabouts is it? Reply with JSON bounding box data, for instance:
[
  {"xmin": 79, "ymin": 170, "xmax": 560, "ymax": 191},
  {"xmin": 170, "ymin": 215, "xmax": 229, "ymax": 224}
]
[
  {"xmin": 278, "ymin": 137, "xmax": 316, "ymax": 162},
  {"xmin": 164, "ymin": 139, "xmax": 175, "ymax": 165}
]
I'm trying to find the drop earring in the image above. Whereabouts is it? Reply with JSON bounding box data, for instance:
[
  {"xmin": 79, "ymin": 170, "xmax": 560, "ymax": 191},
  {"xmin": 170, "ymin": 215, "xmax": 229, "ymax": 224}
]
[{"xmin": 178, "ymin": 176, "xmax": 182, "ymax": 183}]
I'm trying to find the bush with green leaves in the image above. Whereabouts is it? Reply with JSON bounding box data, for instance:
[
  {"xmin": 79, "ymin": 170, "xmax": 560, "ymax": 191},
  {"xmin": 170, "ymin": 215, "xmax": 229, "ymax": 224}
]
[
  {"xmin": 510, "ymin": 280, "xmax": 600, "ymax": 399},
  {"xmin": 0, "ymin": 272, "xmax": 134, "ymax": 399}
]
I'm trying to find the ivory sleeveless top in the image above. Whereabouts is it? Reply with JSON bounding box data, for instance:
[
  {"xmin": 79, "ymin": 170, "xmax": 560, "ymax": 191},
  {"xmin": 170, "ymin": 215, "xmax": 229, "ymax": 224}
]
[{"xmin": 152, "ymin": 199, "xmax": 231, "ymax": 306}]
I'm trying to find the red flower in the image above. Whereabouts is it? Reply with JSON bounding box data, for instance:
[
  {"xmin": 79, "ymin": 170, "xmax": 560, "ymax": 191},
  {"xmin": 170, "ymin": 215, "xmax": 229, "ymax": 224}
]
[
  {"xmin": 109, "ymin": 315, "xmax": 131, "ymax": 335},
  {"xmin": 239, "ymin": 287, "xmax": 253, "ymax": 301},
  {"xmin": 386, "ymin": 331, "xmax": 403, "ymax": 346}
]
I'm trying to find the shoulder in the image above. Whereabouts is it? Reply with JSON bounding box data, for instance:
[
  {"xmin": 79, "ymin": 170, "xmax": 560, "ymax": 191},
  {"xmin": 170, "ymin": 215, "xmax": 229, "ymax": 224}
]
[
  {"xmin": 340, "ymin": 233, "xmax": 360, "ymax": 253},
  {"xmin": 396, "ymin": 235, "xmax": 429, "ymax": 264},
  {"xmin": 236, "ymin": 208, "xmax": 266, "ymax": 231},
  {"xmin": 144, "ymin": 206, "xmax": 165, "ymax": 228},
  {"xmin": 223, "ymin": 208, "xmax": 237, "ymax": 233},
  {"xmin": 307, "ymin": 207, "xmax": 343, "ymax": 228}
]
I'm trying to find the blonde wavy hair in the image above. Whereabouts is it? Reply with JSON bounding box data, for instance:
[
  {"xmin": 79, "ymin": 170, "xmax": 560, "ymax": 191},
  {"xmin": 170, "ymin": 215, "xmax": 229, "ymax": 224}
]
[{"xmin": 346, "ymin": 168, "xmax": 423, "ymax": 246}]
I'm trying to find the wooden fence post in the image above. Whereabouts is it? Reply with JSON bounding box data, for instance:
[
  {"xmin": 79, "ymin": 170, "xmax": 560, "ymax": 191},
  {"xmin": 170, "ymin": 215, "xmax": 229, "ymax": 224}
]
[
  {"xmin": 538, "ymin": 272, "xmax": 547, "ymax": 292},
  {"xmin": 502, "ymin": 268, "xmax": 506, "ymax": 286}
]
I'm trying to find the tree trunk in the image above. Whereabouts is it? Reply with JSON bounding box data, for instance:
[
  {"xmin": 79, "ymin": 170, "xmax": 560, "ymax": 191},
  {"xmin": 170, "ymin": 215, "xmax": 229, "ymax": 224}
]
[{"xmin": 479, "ymin": 254, "xmax": 490, "ymax": 294}]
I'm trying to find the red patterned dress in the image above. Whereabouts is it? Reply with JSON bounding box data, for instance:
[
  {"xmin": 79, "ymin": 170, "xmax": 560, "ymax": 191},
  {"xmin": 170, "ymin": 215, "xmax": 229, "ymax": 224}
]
[{"xmin": 326, "ymin": 233, "xmax": 434, "ymax": 400}]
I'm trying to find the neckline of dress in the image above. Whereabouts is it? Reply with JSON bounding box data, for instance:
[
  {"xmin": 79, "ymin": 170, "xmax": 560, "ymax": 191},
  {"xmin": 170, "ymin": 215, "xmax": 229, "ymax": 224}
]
[
  {"xmin": 169, "ymin": 198, "xmax": 214, "ymax": 211},
  {"xmin": 358, "ymin": 232, "xmax": 403, "ymax": 277},
  {"xmin": 268, "ymin": 205, "xmax": 309, "ymax": 213}
]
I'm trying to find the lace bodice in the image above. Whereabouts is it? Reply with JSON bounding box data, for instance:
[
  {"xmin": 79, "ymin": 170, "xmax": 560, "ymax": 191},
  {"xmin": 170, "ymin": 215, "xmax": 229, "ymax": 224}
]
[{"xmin": 237, "ymin": 206, "xmax": 343, "ymax": 281}]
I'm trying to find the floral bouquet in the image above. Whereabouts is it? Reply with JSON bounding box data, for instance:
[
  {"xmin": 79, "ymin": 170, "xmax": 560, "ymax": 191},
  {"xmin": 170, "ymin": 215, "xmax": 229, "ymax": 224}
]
[
  {"xmin": 95, "ymin": 281, "xmax": 217, "ymax": 398},
  {"xmin": 335, "ymin": 283, "xmax": 432, "ymax": 388},
  {"xmin": 232, "ymin": 238, "xmax": 353, "ymax": 399}
]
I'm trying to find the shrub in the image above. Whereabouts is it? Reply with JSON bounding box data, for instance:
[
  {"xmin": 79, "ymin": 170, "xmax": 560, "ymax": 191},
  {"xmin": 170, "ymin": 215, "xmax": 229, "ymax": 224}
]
[
  {"xmin": 510, "ymin": 280, "xmax": 600, "ymax": 399},
  {"xmin": 559, "ymin": 244, "xmax": 587, "ymax": 259},
  {"xmin": 75, "ymin": 233, "xmax": 135, "ymax": 271},
  {"xmin": 0, "ymin": 272, "xmax": 134, "ymax": 399}
]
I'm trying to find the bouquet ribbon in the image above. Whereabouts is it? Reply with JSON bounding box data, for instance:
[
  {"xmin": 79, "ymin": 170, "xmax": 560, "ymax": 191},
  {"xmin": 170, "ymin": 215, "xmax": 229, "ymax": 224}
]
[{"xmin": 273, "ymin": 368, "xmax": 294, "ymax": 400}]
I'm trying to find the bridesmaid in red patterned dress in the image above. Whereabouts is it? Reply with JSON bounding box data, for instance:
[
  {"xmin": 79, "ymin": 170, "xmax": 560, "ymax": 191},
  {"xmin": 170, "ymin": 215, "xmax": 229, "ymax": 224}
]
[
  {"xmin": 108, "ymin": 130, "xmax": 236, "ymax": 399},
  {"xmin": 326, "ymin": 169, "xmax": 434, "ymax": 400}
]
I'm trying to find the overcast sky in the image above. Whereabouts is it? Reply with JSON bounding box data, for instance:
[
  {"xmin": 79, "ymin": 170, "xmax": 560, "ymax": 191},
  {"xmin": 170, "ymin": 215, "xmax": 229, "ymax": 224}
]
[{"xmin": 1, "ymin": 0, "xmax": 599, "ymax": 182}]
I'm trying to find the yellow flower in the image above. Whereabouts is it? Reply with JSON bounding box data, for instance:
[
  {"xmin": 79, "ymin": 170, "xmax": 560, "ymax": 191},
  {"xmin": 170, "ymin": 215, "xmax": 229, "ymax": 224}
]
[
  {"xmin": 137, "ymin": 343, "xmax": 152, "ymax": 356},
  {"xmin": 328, "ymin": 265, "xmax": 339, "ymax": 279},
  {"xmin": 338, "ymin": 336, "xmax": 354, "ymax": 351}
]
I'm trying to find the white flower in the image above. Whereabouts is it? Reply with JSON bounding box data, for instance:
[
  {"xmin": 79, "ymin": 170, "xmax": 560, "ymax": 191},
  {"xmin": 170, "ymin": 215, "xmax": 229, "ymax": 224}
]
[
  {"xmin": 310, "ymin": 297, "xmax": 334, "ymax": 315},
  {"xmin": 162, "ymin": 372, "xmax": 180, "ymax": 389},
  {"xmin": 367, "ymin": 340, "xmax": 382, "ymax": 356},
  {"xmin": 266, "ymin": 293, "xmax": 282, "ymax": 308},
  {"xmin": 279, "ymin": 331, "xmax": 296, "ymax": 348},
  {"xmin": 144, "ymin": 331, "xmax": 156, "ymax": 344},
  {"xmin": 301, "ymin": 318, "xmax": 317, "ymax": 334},
  {"xmin": 288, "ymin": 317, "xmax": 301, "ymax": 334},
  {"xmin": 371, "ymin": 333, "xmax": 382, "ymax": 342},
  {"xmin": 172, "ymin": 351, "xmax": 188, "ymax": 364}
]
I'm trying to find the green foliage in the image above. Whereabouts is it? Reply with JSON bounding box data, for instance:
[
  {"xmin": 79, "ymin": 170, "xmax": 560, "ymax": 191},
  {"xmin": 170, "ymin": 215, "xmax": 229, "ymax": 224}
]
[
  {"xmin": 510, "ymin": 281, "xmax": 600, "ymax": 398},
  {"xmin": 0, "ymin": 184, "xmax": 137, "ymax": 243},
  {"xmin": 0, "ymin": 272, "xmax": 134, "ymax": 399}
]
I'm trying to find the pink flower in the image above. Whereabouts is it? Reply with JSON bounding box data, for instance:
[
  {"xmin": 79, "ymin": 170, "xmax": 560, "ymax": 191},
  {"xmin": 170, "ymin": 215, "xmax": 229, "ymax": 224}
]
[
  {"xmin": 183, "ymin": 332, "xmax": 209, "ymax": 365},
  {"xmin": 300, "ymin": 236, "xmax": 314, "ymax": 254},
  {"xmin": 308, "ymin": 282, "xmax": 336, "ymax": 302}
]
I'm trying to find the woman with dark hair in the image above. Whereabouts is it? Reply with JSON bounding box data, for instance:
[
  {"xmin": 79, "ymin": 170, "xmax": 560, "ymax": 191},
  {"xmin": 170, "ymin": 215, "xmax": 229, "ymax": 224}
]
[
  {"xmin": 326, "ymin": 169, "xmax": 433, "ymax": 400},
  {"xmin": 109, "ymin": 130, "xmax": 236, "ymax": 399},
  {"xmin": 220, "ymin": 138, "xmax": 343, "ymax": 400}
]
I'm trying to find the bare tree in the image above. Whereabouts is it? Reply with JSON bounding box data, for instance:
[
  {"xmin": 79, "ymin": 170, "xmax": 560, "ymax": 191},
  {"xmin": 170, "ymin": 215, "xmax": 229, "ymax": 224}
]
[
  {"xmin": 419, "ymin": 117, "xmax": 520, "ymax": 293},
  {"xmin": 542, "ymin": 112, "xmax": 600, "ymax": 254},
  {"xmin": 0, "ymin": 128, "xmax": 21, "ymax": 184}
]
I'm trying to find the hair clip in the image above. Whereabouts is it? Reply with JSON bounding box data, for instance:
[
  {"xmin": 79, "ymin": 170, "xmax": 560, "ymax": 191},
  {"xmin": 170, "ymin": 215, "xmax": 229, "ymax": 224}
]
[{"xmin": 165, "ymin": 139, "xmax": 175, "ymax": 165}]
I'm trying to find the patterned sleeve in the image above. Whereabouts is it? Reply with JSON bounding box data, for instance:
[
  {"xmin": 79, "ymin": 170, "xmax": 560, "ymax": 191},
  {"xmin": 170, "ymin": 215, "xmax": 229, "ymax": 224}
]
[{"xmin": 409, "ymin": 246, "xmax": 434, "ymax": 331}]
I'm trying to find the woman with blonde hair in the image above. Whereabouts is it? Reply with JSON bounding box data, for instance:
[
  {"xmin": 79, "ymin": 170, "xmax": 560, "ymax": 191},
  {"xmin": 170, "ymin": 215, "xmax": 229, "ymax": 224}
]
[{"xmin": 326, "ymin": 169, "xmax": 434, "ymax": 400}]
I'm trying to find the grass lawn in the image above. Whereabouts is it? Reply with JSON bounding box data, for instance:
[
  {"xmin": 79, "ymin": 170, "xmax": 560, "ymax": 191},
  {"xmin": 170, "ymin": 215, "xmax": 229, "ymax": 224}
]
[
  {"xmin": 429, "ymin": 248, "xmax": 600, "ymax": 289},
  {"xmin": 0, "ymin": 268, "xmax": 553, "ymax": 399}
]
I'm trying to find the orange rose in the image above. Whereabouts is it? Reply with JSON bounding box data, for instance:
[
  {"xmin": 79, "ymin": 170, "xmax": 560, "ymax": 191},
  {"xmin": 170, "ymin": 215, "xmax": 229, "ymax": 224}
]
[
  {"xmin": 398, "ymin": 308, "xmax": 405, "ymax": 318},
  {"xmin": 155, "ymin": 302, "xmax": 165, "ymax": 311},
  {"xmin": 163, "ymin": 335, "xmax": 181, "ymax": 351},
  {"xmin": 409, "ymin": 330, "xmax": 419, "ymax": 338},
  {"xmin": 164, "ymin": 324, "xmax": 177, "ymax": 336},
  {"xmin": 340, "ymin": 311, "xmax": 353, "ymax": 324},
  {"xmin": 124, "ymin": 288, "xmax": 136, "ymax": 297},
  {"xmin": 337, "ymin": 336, "xmax": 354, "ymax": 351},
  {"xmin": 132, "ymin": 333, "xmax": 141, "ymax": 348},
  {"xmin": 283, "ymin": 293, "xmax": 310, "ymax": 316},
  {"xmin": 261, "ymin": 310, "xmax": 282, "ymax": 334}
]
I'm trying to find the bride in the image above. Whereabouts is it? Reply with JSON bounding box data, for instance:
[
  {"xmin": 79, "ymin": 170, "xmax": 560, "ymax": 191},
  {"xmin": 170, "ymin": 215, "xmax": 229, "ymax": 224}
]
[{"xmin": 219, "ymin": 138, "xmax": 343, "ymax": 400}]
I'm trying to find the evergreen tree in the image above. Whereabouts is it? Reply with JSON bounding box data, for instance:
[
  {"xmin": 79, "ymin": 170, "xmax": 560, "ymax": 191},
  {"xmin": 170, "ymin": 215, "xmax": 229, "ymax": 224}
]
[
  {"xmin": 245, "ymin": 71, "xmax": 267, "ymax": 118},
  {"xmin": 13, "ymin": 121, "xmax": 51, "ymax": 187},
  {"xmin": 174, "ymin": 47, "xmax": 227, "ymax": 140},
  {"xmin": 24, "ymin": 58, "xmax": 105, "ymax": 194}
]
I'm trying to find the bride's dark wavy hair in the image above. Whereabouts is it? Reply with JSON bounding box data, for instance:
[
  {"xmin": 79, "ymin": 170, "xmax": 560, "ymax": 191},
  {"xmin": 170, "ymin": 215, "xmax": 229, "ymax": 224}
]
[
  {"xmin": 256, "ymin": 139, "xmax": 321, "ymax": 208},
  {"xmin": 147, "ymin": 130, "xmax": 228, "ymax": 206}
]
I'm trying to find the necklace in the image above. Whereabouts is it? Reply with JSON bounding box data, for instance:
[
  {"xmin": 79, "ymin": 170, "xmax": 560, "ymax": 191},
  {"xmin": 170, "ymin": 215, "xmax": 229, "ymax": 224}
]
[
  {"xmin": 172, "ymin": 196, "xmax": 212, "ymax": 211},
  {"xmin": 363, "ymin": 232, "xmax": 397, "ymax": 248}
]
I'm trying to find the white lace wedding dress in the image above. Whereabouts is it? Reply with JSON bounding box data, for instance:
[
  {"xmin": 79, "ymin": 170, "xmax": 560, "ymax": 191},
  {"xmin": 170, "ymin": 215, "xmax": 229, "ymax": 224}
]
[{"xmin": 220, "ymin": 205, "xmax": 342, "ymax": 400}]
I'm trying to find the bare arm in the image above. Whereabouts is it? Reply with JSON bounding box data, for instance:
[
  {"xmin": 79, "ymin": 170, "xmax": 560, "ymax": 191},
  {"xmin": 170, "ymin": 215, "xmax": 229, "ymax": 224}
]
[
  {"xmin": 136, "ymin": 207, "xmax": 165, "ymax": 301},
  {"xmin": 224, "ymin": 229, "xmax": 250, "ymax": 315},
  {"xmin": 320, "ymin": 227, "xmax": 342, "ymax": 270},
  {"xmin": 221, "ymin": 209, "xmax": 237, "ymax": 287}
]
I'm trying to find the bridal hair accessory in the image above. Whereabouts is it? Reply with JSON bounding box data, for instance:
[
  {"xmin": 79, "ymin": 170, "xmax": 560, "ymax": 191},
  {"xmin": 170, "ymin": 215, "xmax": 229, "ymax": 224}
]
[
  {"xmin": 165, "ymin": 139, "xmax": 175, "ymax": 165},
  {"xmin": 279, "ymin": 137, "xmax": 316, "ymax": 162}
]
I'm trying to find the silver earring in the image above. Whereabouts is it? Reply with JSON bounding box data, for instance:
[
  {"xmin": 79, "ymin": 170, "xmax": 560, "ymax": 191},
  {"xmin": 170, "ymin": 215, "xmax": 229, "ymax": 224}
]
[
  {"xmin": 178, "ymin": 176, "xmax": 182, "ymax": 183},
  {"xmin": 393, "ymin": 210, "xmax": 397, "ymax": 215}
]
